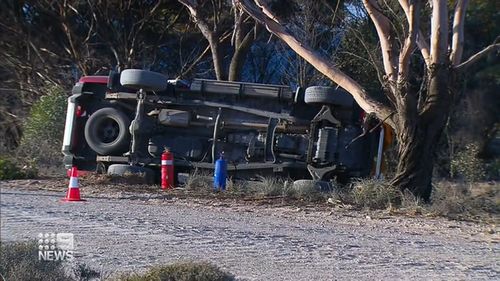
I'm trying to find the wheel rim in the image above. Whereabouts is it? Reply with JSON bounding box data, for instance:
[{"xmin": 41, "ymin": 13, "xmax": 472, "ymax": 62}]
[{"xmin": 96, "ymin": 118, "xmax": 120, "ymax": 143}]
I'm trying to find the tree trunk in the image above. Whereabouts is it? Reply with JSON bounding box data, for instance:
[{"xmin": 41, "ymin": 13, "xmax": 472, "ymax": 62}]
[
  {"xmin": 228, "ymin": 49, "xmax": 245, "ymax": 81},
  {"xmin": 228, "ymin": 37, "xmax": 255, "ymax": 81},
  {"xmin": 390, "ymin": 119, "xmax": 446, "ymax": 201},
  {"xmin": 207, "ymin": 33, "xmax": 226, "ymax": 80},
  {"xmin": 391, "ymin": 65, "xmax": 450, "ymax": 201}
]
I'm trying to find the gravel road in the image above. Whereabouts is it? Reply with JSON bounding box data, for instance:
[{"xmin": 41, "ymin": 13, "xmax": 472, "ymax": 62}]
[{"xmin": 1, "ymin": 180, "xmax": 499, "ymax": 280}]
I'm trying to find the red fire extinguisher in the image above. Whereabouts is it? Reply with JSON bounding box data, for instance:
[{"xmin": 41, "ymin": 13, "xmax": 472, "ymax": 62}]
[{"xmin": 161, "ymin": 148, "xmax": 174, "ymax": 189}]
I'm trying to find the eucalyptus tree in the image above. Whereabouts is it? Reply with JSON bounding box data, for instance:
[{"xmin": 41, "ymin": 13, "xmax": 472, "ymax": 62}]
[{"xmin": 235, "ymin": 0, "xmax": 499, "ymax": 199}]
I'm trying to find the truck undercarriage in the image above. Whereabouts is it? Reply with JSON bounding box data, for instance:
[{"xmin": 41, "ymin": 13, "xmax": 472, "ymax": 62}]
[{"xmin": 62, "ymin": 69, "xmax": 380, "ymax": 183}]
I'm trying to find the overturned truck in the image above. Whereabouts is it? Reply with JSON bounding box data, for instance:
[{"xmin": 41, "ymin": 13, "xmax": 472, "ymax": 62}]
[{"xmin": 62, "ymin": 69, "xmax": 382, "ymax": 184}]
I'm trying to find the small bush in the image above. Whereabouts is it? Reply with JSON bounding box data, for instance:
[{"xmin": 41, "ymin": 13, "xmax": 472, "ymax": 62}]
[
  {"xmin": 17, "ymin": 85, "xmax": 67, "ymax": 167},
  {"xmin": 429, "ymin": 182, "xmax": 499, "ymax": 219},
  {"xmin": 350, "ymin": 179, "xmax": 401, "ymax": 209},
  {"xmin": 183, "ymin": 169, "xmax": 213, "ymax": 191},
  {"xmin": 73, "ymin": 263, "xmax": 101, "ymax": 281},
  {"xmin": 0, "ymin": 157, "xmax": 37, "ymax": 180},
  {"xmin": 225, "ymin": 177, "xmax": 248, "ymax": 195},
  {"xmin": 249, "ymin": 176, "xmax": 286, "ymax": 197},
  {"xmin": 0, "ymin": 241, "xmax": 72, "ymax": 281},
  {"xmin": 399, "ymin": 190, "xmax": 424, "ymax": 215},
  {"xmin": 119, "ymin": 261, "xmax": 234, "ymax": 281},
  {"xmin": 450, "ymin": 143, "xmax": 486, "ymax": 182}
]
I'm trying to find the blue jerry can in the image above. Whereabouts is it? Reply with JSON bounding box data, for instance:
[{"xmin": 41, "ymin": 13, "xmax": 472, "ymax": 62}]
[{"xmin": 214, "ymin": 154, "xmax": 227, "ymax": 191}]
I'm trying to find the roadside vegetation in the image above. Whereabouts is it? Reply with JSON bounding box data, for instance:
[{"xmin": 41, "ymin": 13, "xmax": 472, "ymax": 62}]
[
  {"xmin": 119, "ymin": 262, "xmax": 234, "ymax": 281},
  {"xmin": 0, "ymin": 85, "xmax": 67, "ymax": 180},
  {"xmin": 16, "ymin": 86, "xmax": 67, "ymax": 175},
  {"xmin": 68, "ymin": 169, "xmax": 499, "ymax": 224},
  {"xmin": 0, "ymin": 157, "xmax": 37, "ymax": 180},
  {"xmin": 0, "ymin": 241, "xmax": 83, "ymax": 281},
  {"xmin": 0, "ymin": 241, "xmax": 233, "ymax": 281}
]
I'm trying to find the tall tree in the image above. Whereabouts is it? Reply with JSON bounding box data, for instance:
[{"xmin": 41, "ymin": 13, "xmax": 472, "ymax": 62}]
[
  {"xmin": 178, "ymin": 0, "xmax": 261, "ymax": 81},
  {"xmin": 235, "ymin": 0, "xmax": 499, "ymax": 199}
]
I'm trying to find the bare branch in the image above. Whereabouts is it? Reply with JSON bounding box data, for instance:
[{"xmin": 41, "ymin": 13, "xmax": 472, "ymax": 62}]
[
  {"xmin": 348, "ymin": 27, "xmax": 385, "ymax": 85},
  {"xmin": 177, "ymin": 30, "xmax": 232, "ymax": 79},
  {"xmin": 179, "ymin": 0, "xmax": 225, "ymax": 80},
  {"xmin": 362, "ymin": 0, "xmax": 397, "ymax": 84},
  {"xmin": 430, "ymin": 0, "xmax": 448, "ymax": 64},
  {"xmin": 235, "ymin": 0, "xmax": 395, "ymax": 123},
  {"xmin": 455, "ymin": 42, "xmax": 500, "ymax": 71},
  {"xmin": 450, "ymin": 0, "xmax": 469, "ymax": 65}
]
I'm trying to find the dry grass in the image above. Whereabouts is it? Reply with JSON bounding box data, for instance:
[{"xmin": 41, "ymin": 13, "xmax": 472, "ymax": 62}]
[
  {"xmin": 83, "ymin": 171, "xmax": 499, "ymax": 222},
  {"xmin": 81, "ymin": 173, "xmax": 152, "ymax": 186},
  {"xmin": 118, "ymin": 261, "xmax": 234, "ymax": 281},
  {"xmin": 28, "ymin": 170, "xmax": 498, "ymax": 223},
  {"xmin": 428, "ymin": 181, "xmax": 499, "ymax": 221},
  {"xmin": 331, "ymin": 179, "xmax": 498, "ymax": 223},
  {"xmin": 247, "ymin": 176, "xmax": 287, "ymax": 197},
  {"xmin": 177, "ymin": 172, "xmax": 331, "ymax": 203},
  {"xmin": 182, "ymin": 169, "xmax": 213, "ymax": 192},
  {"xmin": 349, "ymin": 179, "xmax": 401, "ymax": 210}
]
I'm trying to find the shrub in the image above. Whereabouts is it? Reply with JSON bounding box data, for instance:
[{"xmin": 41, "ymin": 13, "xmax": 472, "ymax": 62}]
[
  {"xmin": 0, "ymin": 157, "xmax": 37, "ymax": 180},
  {"xmin": 225, "ymin": 177, "xmax": 248, "ymax": 195},
  {"xmin": 119, "ymin": 261, "xmax": 234, "ymax": 281},
  {"xmin": 350, "ymin": 179, "xmax": 401, "ymax": 209},
  {"xmin": 450, "ymin": 143, "xmax": 486, "ymax": 182},
  {"xmin": 18, "ymin": 85, "xmax": 67, "ymax": 167},
  {"xmin": 183, "ymin": 169, "xmax": 213, "ymax": 192},
  {"xmin": 72, "ymin": 263, "xmax": 101, "ymax": 281},
  {"xmin": 429, "ymin": 182, "xmax": 499, "ymax": 219},
  {"xmin": 249, "ymin": 176, "xmax": 286, "ymax": 197},
  {"xmin": 0, "ymin": 241, "xmax": 72, "ymax": 281},
  {"xmin": 0, "ymin": 241, "xmax": 101, "ymax": 281}
]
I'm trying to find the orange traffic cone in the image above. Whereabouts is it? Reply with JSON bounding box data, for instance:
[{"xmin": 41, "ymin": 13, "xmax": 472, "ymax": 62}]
[{"xmin": 63, "ymin": 166, "xmax": 84, "ymax": 201}]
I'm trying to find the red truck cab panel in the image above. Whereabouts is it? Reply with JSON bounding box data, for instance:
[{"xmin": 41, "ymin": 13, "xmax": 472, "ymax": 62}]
[{"xmin": 79, "ymin": 76, "xmax": 109, "ymax": 84}]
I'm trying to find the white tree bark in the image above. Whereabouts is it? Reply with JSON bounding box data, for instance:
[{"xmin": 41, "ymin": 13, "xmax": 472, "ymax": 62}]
[
  {"xmin": 397, "ymin": 0, "xmax": 421, "ymax": 83},
  {"xmin": 430, "ymin": 0, "xmax": 449, "ymax": 64},
  {"xmin": 398, "ymin": 0, "xmax": 431, "ymax": 66},
  {"xmin": 456, "ymin": 42, "xmax": 500, "ymax": 70},
  {"xmin": 450, "ymin": 0, "xmax": 469, "ymax": 65},
  {"xmin": 362, "ymin": 0, "xmax": 397, "ymax": 85}
]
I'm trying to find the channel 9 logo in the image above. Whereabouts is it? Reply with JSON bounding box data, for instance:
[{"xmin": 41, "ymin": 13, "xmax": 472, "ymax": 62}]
[{"xmin": 37, "ymin": 232, "xmax": 74, "ymax": 261}]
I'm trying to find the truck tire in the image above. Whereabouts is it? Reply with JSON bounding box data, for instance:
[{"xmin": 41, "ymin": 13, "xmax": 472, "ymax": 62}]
[
  {"xmin": 107, "ymin": 164, "xmax": 155, "ymax": 184},
  {"xmin": 84, "ymin": 107, "xmax": 131, "ymax": 155},
  {"xmin": 120, "ymin": 69, "xmax": 167, "ymax": 92},
  {"xmin": 304, "ymin": 86, "xmax": 354, "ymax": 107}
]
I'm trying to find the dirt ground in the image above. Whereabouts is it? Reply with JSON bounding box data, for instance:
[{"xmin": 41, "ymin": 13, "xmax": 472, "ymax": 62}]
[{"xmin": 1, "ymin": 178, "xmax": 499, "ymax": 280}]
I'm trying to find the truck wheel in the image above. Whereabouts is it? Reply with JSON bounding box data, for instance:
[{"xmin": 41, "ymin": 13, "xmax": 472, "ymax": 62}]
[
  {"xmin": 304, "ymin": 86, "xmax": 354, "ymax": 107},
  {"xmin": 107, "ymin": 164, "xmax": 155, "ymax": 184},
  {"xmin": 120, "ymin": 69, "xmax": 167, "ymax": 92},
  {"xmin": 84, "ymin": 107, "xmax": 131, "ymax": 155}
]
